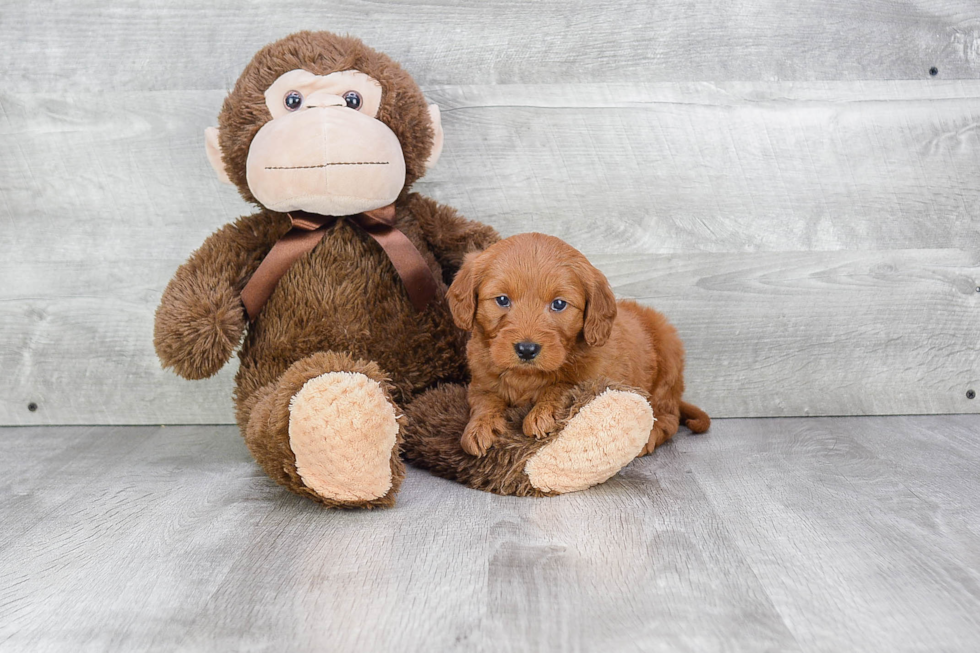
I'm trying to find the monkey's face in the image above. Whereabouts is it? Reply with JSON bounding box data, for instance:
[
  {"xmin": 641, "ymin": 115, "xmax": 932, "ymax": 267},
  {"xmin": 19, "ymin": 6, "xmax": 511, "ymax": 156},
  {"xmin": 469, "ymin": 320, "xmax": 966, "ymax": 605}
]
[
  {"xmin": 245, "ymin": 69, "xmax": 407, "ymax": 216},
  {"xmin": 205, "ymin": 32, "xmax": 444, "ymax": 216}
]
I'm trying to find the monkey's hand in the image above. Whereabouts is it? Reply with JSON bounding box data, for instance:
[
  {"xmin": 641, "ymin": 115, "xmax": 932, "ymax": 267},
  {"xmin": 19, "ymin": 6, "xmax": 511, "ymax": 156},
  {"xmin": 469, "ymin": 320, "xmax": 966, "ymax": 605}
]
[
  {"xmin": 153, "ymin": 212, "xmax": 286, "ymax": 380},
  {"xmin": 153, "ymin": 268, "xmax": 245, "ymax": 380}
]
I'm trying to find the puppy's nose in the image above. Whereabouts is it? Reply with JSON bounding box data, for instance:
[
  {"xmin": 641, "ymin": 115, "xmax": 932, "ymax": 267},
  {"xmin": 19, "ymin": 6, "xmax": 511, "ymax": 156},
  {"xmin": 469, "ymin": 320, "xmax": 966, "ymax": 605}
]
[{"xmin": 515, "ymin": 341, "xmax": 542, "ymax": 361}]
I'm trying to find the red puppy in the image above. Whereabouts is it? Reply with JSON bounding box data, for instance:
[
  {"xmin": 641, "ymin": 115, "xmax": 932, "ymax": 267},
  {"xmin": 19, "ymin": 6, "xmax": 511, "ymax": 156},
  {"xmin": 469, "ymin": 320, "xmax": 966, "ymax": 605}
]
[{"xmin": 447, "ymin": 233, "xmax": 709, "ymax": 457}]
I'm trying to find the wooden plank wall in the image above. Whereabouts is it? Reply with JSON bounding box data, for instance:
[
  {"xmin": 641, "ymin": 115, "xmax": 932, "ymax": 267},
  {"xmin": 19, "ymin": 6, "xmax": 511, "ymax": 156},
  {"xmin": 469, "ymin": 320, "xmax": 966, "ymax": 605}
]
[{"xmin": 1, "ymin": 1, "xmax": 978, "ymax": 425}]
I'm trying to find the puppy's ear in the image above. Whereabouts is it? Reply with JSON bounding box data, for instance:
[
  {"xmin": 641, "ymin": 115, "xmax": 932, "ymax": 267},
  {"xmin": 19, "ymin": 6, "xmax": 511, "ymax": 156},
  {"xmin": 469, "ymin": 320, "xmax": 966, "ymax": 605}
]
[
  {"xmin": 583, "ymin": 265, "xmax": 617, "ymax": 347},
  {"xmin": 447, "ymin": 251, "xmax": 483, "ymax": 331}
]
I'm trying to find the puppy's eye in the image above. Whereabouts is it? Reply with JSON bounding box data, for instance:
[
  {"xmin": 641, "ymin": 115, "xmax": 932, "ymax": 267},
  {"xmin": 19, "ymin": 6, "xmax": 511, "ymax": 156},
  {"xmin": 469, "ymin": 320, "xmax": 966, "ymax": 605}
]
[
  {"xmin": 550, "ymin": 299, "xmax": 568, "ymax": 312},
  {"xmin": 343, "ymin": 91, "xmax": 362, "ymax": 110},
  {"xmin": 284, "ymin": 91, "xmax": 303, "ymax": 111},
  {"xmin": 495, "ymin": 295, "xmax": 511, "ymax": 308}
]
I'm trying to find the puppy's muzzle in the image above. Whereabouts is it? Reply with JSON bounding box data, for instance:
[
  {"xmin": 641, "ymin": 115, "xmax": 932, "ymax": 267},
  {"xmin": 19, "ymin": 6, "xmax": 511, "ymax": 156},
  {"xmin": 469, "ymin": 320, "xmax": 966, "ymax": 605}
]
[{"xmin": 515, "ymin": 341, "xmax": 542, "ymax": 362}]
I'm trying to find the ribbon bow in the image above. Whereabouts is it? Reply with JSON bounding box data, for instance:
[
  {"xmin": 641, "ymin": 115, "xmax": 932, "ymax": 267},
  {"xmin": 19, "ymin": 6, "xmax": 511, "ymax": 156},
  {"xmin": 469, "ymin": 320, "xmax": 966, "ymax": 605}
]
[{"xmin": 240, "ymin": 204, "xmax": 439, "ymax": 321}]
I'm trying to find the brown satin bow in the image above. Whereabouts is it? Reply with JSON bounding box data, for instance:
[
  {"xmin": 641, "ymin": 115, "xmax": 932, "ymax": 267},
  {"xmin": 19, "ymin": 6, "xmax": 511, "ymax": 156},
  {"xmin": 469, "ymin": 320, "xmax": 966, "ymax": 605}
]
[{"xmin": 240, "ymin": 204, "xmax": 439, "ymax": 321}]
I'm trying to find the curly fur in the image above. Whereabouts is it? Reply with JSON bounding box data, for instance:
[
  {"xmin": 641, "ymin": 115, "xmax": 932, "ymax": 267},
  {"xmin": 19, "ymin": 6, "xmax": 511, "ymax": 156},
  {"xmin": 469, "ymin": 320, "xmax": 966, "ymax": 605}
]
[
  {"xmin": 155, "ymin": 32, "xmax": 511, "ymax": 505},
  {"xmin": 447, "ymin": 233, "xmax": 710, "ymax": 457},
  {"xmin": 154, "ymin": 32, "xmax": 658, "ymax": 505},
  {"xmin": 400, "ymin": 378, "xmax": 645, "ymax": 496}
]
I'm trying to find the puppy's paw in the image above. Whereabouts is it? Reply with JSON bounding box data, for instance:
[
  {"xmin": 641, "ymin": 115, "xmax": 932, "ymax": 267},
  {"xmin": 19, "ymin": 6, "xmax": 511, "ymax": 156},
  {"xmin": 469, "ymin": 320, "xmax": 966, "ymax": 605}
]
[
  {"xmin": 523, "ymin": 403, "xmax": 560, "ymax": 439},
  {"xmin": 461, "ymin": 416, "xmax": 502, "ymax": 457},
  {"xmin": 640, "ymin": 423, "xmax": 672, "ymax": 456}
]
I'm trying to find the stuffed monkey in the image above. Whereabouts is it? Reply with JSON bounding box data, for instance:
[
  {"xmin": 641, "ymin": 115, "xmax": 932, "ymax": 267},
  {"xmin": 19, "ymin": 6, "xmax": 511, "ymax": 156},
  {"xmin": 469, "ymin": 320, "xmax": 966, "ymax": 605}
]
[{"xmin": 154, "ymin": 31, "xmax": 655, "ymax": 507}]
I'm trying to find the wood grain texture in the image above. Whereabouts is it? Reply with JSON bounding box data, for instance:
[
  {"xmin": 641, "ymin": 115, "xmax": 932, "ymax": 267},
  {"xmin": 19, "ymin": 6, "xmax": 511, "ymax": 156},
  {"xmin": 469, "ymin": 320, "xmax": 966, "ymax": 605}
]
[
  {"xmin": 3, "ymin": 0, "xmax": 980, "ymax": 93},
  {"xmin": 3, "ymin": 82, "xmax": 980, "ymax": 263},
  {"xmin": 0, "ymin": 426, "xmax": 148, "ymax": 550},
  {"xmin": 2, "ymin": 247, "xmax": 977, "ymax": 424},
  {"xmin": 601, "ymin": 248, "xmax": 980, "ymax": 418},
  {"xmin": 678, "ymin": 415, "xmax": 980, "ymax": 652},
  {"xmin": 3, "ymin": 5, "xmax": 980, "ymax": 425},
  {"xmin": 422, "ymin": 82, "xmax": 980, "ymax": 254},
  {"xmin": 0, "ymin": 259, "xmax": 241, "ymax": 425},
  {"xmin": 2, "ymin": 417, "xmax": 979, "ymax": 651},
  {"xmin": 2, "ymin": 83, "xmax": 978, "ymax": 424}
]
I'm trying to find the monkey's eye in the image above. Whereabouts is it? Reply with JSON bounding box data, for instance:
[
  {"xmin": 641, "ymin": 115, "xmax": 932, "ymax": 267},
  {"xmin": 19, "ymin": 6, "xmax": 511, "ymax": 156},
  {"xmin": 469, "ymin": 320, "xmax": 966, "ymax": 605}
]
[
  {"xmin": 343, "ymin": 91, "xmax": 362, "ymax": 110},
  {"xmin": 495, "ymin": 295, "xmax": 511, "ymax": 308},
  {"xmin": 550, "ymin": 299, "xmax": 568, "ymax": 312},
  {"xmin": 284, "ymin": 91, "xmax": 303, "ymax": 111}
]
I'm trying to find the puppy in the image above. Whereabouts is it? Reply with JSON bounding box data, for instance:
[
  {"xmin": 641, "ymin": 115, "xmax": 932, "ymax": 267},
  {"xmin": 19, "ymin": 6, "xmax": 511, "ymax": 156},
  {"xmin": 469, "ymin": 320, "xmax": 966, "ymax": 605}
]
[{"xmin": 447, "ymin": 232, "xmax": 709, "ymax": 457}]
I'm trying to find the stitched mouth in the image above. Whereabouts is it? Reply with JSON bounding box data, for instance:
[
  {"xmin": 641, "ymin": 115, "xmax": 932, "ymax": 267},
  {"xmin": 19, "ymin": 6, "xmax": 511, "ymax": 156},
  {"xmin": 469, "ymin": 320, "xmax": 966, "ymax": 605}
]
[{"xmin": 265, "ymin": 162, "xmax": 390, "ymax": 170}]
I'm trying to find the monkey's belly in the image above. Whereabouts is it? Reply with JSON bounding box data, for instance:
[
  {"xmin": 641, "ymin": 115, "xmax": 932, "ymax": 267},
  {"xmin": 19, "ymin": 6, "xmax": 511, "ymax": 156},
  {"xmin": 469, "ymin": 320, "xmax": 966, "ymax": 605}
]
[{"xmin": 235, "ymin": 224, "xmax": 467, "ymax": 404}]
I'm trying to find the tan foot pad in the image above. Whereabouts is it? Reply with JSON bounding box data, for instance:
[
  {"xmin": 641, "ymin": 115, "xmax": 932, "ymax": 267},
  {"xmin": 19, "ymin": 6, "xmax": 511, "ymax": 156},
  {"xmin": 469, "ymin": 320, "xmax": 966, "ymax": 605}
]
[
  {"xmin": 524, "ymin": 390, "xmax": 653, "ymax": 494},
  {"xmin": 288, "ymin": 372, "xmax": 398, "ymax": 502}
]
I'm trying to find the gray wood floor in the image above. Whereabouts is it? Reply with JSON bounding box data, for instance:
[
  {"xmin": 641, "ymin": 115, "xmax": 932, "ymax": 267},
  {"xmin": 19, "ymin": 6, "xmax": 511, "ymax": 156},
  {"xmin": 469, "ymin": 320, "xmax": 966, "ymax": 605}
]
[{"xmin": 2, "ymin": 416, "xmax": 979, "ymax": 652}]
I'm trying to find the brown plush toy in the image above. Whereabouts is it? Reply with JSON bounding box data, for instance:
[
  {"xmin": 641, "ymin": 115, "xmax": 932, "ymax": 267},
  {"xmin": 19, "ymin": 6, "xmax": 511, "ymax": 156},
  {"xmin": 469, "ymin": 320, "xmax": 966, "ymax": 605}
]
[{"xmin": 154, "ymin": 31, "xmax": 656, "ymax": 507}]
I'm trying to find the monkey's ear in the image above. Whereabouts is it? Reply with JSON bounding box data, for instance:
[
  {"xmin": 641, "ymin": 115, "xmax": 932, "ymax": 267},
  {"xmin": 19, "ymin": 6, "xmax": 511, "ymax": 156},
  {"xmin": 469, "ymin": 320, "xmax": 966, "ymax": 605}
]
[
  {"xmin": 204, "ymin": 127, "xmax": 233, "ymax": 185},
  {"xmin": 425, "ymin": 104, "xmax": 444, "ymax": 171},
  {"xmin": 583, "ymin": 266, "xmax": 617, "ymax": 347},
  {"xmin": 447, "ymin": 251, "xmax": 482, "ymax": 331}
]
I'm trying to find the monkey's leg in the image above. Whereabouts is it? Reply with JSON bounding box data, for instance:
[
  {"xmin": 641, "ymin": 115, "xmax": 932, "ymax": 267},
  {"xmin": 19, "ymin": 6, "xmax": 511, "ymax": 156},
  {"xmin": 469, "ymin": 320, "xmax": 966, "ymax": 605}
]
[
  {"xmin": 401, "ymin": 379, "xmax": 652, "ymax": 496},
  {"xmin": 239, "ymin": 352, "xmax": 404, "ymax": 508}
]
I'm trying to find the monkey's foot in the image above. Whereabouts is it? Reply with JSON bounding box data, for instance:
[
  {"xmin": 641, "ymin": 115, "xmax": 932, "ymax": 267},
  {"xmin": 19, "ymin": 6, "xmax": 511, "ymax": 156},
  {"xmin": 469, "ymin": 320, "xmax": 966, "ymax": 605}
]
[
  {"xmin": 524, "ymin": 390, "xmax": 652, "ymax": 494},
  {"xmin": 288, "ymin": 371, "xmax": 400, "ymax": 503},
  {"xmin": 244, "ymin": 352, "xmax": 404, "ymax": 508}
]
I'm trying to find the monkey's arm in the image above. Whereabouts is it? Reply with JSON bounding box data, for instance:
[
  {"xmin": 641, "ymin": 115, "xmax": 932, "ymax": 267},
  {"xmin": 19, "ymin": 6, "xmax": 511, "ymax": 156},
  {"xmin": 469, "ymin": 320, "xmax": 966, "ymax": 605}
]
[
  {"xmin": 154, "ymin": 211, "xmax": 289, "ymax": 380},
  {"xmin": 407, "ymin": 193, "xmax": 500, "ymax": 283}
]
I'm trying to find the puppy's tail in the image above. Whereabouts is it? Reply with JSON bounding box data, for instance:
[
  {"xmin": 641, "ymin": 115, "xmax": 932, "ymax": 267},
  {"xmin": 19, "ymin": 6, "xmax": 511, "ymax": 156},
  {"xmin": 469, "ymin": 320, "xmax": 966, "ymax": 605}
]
[{"xmin": 680, "ymin": 400, "xmax": 710, "ymax": 433}]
